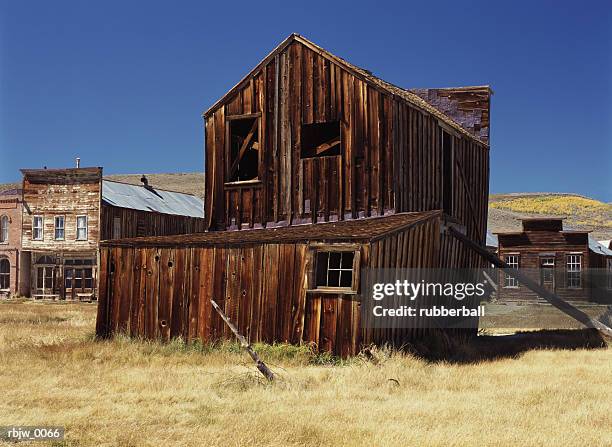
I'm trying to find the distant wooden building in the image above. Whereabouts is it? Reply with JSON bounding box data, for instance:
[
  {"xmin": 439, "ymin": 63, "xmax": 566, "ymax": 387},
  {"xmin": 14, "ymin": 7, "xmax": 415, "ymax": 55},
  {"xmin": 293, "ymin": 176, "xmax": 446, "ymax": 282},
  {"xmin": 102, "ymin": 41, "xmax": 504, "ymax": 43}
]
[
  {"xmin": 496, "ymin": 218, "xmax": 612, "ymax": 303},
  {"xmin": 0, "ymin": 189, "xmax": 25, "ymax": 297},
  {"xmin": 20, "ymin": 167, "xmax": 205, "ymax": 300},
  {"xmin": 97, "ymin": 34, "xmax": 492, "ymax": 355}
]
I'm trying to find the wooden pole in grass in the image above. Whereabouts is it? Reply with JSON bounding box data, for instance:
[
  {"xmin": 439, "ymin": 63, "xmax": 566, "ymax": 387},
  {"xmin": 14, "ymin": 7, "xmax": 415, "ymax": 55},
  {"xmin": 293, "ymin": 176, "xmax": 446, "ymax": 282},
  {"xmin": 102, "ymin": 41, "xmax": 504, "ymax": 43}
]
[
  {"xmin": 448, "ymin": 226, "xmax": 612, "ymax": 338},
  {"xmin": 210, "ymin": 299, "xmax": 275, "ymax": 381}
]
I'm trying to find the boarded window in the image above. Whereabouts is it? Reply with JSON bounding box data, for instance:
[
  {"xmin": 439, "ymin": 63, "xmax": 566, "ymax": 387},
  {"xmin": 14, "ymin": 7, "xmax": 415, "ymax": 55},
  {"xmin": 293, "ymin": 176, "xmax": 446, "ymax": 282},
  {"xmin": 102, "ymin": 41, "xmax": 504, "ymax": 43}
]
[
  {"xmin": 0, "ymin": 258, "xmax": 9, "ymax": 290},
  {"xmin": 301, "ymin": 122, "xmax": 341, "ymax": 158},
  {"xmin": 228, "ymin": 117, "xmax": 260, "ymax": 182},
  {"xmin": 113, "ymin": 217, "xmax": 121, "ymax": 239},
  {"xmin": 315, "ymin": 251, "xmax": 356, "ymax": 289},
  {"xmin": 0, "ymin": 216, "xmax": 8, "ymax": 243}
]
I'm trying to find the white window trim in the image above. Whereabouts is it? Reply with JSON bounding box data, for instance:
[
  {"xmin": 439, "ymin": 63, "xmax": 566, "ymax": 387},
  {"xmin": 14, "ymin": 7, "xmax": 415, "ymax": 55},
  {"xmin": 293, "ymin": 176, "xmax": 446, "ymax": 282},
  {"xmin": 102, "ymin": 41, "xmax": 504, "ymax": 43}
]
[
  {"xmin": 504, "ymin": 254, "xmax": 520, "ymax": 288},
  {"xmin": 33, "ymin": 215, "xmax": 44, "ymax": 241},
  {"xmin": 76, "ymin": 215, "xmax": 88, "ymax": 241},
  {"xmin": 54, "ymin": 215, "xmax": 65, "ymax": 241},
  {"xmin": 566, "ymin": 254, "xmax": 582, "ymax": 289}
]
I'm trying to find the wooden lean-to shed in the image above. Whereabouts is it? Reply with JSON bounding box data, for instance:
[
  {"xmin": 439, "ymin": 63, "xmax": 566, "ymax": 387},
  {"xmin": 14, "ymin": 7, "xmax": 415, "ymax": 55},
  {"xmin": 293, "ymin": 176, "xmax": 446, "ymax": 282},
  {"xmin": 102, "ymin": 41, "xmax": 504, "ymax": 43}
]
[{"xmin": 96, "ymin": 34, "xmax": 493, "ymax": 356}]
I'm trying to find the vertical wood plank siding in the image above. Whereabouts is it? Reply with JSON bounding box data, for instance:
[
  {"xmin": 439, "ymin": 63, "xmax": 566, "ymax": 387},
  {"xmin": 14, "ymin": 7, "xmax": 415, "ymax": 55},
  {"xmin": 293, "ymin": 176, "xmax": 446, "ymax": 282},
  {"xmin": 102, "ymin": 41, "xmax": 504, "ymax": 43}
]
[
  {"xmin": 97, "ymin": 216, "xmax": 449, "ymax": 356},
  {"xmin": 100, "ymin": 205, "xmax": 206, "ymax": 240},
  {"xmin": 204, "ymin": 41, "xmax": 489, "ymax": 245}
]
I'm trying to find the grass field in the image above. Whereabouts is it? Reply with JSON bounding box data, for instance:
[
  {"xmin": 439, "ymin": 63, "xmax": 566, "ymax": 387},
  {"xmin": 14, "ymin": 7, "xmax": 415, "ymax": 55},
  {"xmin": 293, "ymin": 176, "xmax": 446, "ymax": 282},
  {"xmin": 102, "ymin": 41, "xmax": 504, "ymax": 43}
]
[{"xmin": 0, "ymin": 301, "xmax": 611, "ymax": 447}]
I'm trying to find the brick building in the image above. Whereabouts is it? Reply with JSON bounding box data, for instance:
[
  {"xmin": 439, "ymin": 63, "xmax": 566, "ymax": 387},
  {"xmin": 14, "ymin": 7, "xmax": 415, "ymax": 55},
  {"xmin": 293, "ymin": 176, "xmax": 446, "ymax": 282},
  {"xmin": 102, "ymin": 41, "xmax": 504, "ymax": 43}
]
[{"xmin": 0, "ymin": 189, "xmax": 25, "ymax": 297}]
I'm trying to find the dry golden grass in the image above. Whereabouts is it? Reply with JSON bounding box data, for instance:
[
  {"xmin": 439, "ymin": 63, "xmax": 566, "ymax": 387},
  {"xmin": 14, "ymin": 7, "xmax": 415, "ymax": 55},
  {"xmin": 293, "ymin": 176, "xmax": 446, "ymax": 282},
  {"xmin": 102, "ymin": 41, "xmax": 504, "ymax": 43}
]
[
  {"xmin": 1, "ymin": 301, "xmax": 611, "ymax": 447},
  {"xmin": 489, "ymin": 194, "xmax": 612, "ymax": 229}
]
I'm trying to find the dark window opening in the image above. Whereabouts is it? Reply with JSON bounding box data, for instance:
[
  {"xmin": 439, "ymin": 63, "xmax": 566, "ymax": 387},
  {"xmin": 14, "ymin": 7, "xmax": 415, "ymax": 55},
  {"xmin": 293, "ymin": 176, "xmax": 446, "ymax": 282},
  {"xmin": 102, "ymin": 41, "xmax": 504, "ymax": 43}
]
[
  {"xmin": 0, "ymin": 258, "xmax": 9, "ymax": 290},
  {"xmin": 65, "ymin": 267, "xmax": 94, "ymax": 291},
  {"xmin": 301, "ymin": 122, "xmax": 341, "ymax": 158},
  {"xmin": 228, "ymin": 117, "xmax": 260, "ymax": 182},
  {"xmin": 442, "ymin": 130, "xmax": 453, "ymax": 215},
  {"xmin": 315, "ymin": 251, "xmax": 355, "ymax": 289}
]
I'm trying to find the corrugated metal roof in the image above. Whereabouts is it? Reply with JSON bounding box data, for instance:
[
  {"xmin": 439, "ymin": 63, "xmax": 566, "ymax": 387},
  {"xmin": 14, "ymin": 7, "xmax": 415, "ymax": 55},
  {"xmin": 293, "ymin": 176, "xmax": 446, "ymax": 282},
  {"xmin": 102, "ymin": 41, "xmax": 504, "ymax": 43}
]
[
  {"xmin": 599, "ymin": 240, "xmax": 611, "ymax": 250},
  {"xmin": 485, "ymin": 230, "xmax": 498, "ymax": 248},
  {"xmin": 589, "ymin": 237, "xmax": 612, "ymax": 257},
  {"xmin": 102, "ymin": 180, "xmax": 203, "ymax": 218}
]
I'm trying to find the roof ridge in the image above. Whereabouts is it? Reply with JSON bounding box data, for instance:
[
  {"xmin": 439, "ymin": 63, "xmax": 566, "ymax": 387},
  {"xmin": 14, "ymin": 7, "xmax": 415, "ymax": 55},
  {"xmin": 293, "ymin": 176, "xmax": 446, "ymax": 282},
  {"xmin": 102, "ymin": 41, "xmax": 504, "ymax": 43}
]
[
  {"xmin": 203, "ymin": 33, "xmax": 489, "ymax": 147},
  {"xmin": 102, "ymin": 179, "xmax": 203, "ymax": 198}
]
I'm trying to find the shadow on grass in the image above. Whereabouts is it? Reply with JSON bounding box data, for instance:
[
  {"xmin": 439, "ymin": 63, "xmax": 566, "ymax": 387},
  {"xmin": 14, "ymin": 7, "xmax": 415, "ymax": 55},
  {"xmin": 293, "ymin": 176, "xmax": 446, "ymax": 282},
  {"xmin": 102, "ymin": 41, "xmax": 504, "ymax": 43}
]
[{"xmin": 406, "ymin": 329, "xmax": 608, "ymax": 364}]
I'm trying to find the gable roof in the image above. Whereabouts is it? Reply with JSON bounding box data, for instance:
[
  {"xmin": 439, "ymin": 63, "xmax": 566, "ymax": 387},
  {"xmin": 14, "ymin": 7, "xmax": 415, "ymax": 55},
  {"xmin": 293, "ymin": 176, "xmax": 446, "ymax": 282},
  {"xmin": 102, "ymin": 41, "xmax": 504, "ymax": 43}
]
[
  {"xmin": 102, "ymin": 180, "xmax": 204, "ymax": 218},
  {"xmin": 101, "ymin": 210, "xmax": 441, "ymax": 247},
  {"xmin": 203, "ymin": 33, "xmax": 490, "ymax": 147}
]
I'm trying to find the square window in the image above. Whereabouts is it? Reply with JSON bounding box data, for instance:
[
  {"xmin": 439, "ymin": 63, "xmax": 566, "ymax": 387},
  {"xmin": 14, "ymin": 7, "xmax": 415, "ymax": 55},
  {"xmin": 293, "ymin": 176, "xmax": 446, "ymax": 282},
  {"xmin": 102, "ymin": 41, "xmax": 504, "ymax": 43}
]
[
  {"xmin": 315, "ymin": 251, "xmax": 356, "ymax": 290},
  {"xmin": 301, "ymin": 122, "xmax": 341, "ymax": 158}
]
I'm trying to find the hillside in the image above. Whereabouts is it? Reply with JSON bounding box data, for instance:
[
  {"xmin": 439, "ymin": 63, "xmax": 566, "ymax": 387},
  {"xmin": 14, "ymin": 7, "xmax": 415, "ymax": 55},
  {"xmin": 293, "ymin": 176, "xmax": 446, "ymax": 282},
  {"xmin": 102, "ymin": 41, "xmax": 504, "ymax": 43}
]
[
  {"xmin": 1, "ymin": 174, "xmax": 610, "ymax": 239},
  {"xmin": 0, "ymin": 172, "xmax": 205, "ymax": 199},
  {"xmin": 489, "ymin": 193, "xmax": 612, "ymax": 240}
]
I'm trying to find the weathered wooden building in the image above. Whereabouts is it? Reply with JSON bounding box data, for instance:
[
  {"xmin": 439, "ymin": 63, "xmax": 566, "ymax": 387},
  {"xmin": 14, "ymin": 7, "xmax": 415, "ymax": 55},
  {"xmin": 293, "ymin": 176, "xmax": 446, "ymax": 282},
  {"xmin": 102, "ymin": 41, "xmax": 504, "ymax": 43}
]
[
  {"xmin": 496, "ymin": 218, "xmax": 612, "ymax": 303},
  {"xmin": 0, "ymin": 189, "xmax": 25, "ymax": 297},
  {"xmin": 97, "ymin": 34, "xmax": 492, "ymax": 355},
  {"xmin": 21, "ymin": 167, "xmax": 205, "ymax": 300}
]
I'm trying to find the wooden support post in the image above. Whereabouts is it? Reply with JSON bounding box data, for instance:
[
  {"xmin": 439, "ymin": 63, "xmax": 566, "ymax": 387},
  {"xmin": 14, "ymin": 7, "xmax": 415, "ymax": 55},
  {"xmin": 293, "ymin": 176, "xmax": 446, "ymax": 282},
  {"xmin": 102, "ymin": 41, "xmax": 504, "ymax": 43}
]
[
  {"xmin": 211, "ymin": 299, "xmax": 275, "ymax": 381},
  {"xmin": 448, "ymin": 226, "xmax": 612, "ymax": 338}
]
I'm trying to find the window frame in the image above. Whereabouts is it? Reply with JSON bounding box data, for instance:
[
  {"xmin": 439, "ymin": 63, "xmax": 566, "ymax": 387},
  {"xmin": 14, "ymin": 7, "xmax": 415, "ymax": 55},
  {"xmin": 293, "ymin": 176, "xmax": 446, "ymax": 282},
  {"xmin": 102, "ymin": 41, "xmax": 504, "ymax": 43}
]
[
  {"xmin": 540, "ymin": 256, "xmax": 555, "ymax": 285},
  {"xmin": 0, "ymin": 215, "xmax": 8, "ymax": 243},
  {"xmin": 112, "ymin": 216, "xmax": 121, "ymax": 239},
  {"xmin": 0, "ymin": 258, "xmax": 9, "ymax": 290},
  {"xmin": 224, "ymin": 113, "xmax": 263, "ymax": 186},
  {"xmin": 54, "ymin": 215, "xmax": 65, "ymax": 240},
  {"xmin": 76, "ymin": 215, "xmax": 88, "ymax": 241},
  {"xmin": 307, "ymin": 243, "xmax": 361, "ymax": 294},
  {"xmin": 566, "ymin": 254, "xmax": 582, "ymax": 289},
  {"xmin": 33, "ymin": 215, "xmax": 44, "ymax": 241},
  {"xmin": 607, "ymin": 258, "xmax": 612, "ymax": 290},
  {"xmin": 503, "ymin": 254, "xmax": 520, "ymax": 288},
  {"xmin": 300, "ymin": 121, "xmax": 342, "ymax": 159}
]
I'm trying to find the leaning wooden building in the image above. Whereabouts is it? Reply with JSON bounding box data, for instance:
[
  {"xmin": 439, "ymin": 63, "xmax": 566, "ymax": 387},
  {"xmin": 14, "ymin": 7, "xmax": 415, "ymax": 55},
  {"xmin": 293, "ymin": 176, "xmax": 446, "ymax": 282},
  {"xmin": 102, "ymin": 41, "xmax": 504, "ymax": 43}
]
[{"xmin": 97, "ymin": 34, "xmax": 492, "ymax": 355}]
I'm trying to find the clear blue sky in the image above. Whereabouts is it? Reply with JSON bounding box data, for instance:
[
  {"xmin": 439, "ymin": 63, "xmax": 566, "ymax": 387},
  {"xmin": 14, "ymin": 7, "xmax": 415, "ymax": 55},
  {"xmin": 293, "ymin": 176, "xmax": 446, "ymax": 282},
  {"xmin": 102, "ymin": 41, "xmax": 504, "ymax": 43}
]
[{"xmin": 1, "ymin": 1, "xmax": 610, "ymax": 200}]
